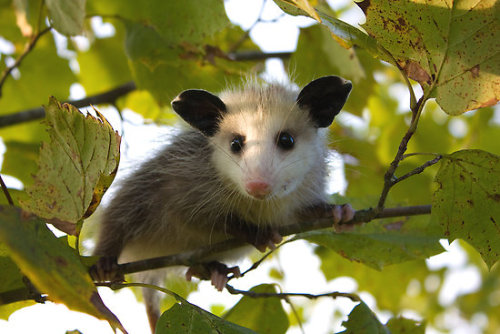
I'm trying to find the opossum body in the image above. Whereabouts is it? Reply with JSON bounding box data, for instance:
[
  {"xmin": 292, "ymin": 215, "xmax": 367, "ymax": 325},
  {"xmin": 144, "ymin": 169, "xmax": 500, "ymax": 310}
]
[{"xmin": 93, "ymin": 76, "xmax": 353, "ymax": 330}]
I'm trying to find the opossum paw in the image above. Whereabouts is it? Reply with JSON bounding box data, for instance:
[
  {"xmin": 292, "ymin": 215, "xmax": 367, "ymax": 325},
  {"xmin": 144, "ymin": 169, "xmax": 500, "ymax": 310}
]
[
  {"xmin": 185, "ymin": 261, "xmax": 241, "ymax": 291},
  {"xmin": 90, "ymin": 256, "xmax": 124, "ymax": 283},
  {"xmin": 332, "ymin": 204, "xmax": 356, "ymax": 232},
  {"xmin": 253, "ymin": 229, "xmax": 283, "ymax": 253}
]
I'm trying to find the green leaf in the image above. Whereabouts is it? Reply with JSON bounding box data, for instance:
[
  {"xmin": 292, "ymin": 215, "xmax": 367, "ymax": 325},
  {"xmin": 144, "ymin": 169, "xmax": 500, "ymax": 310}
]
[
  {"xmin": 289, "ymin": 24, "xmax": 374, "ymax": 115},
  {"xmin": 1, "ymin": 141, "xmax": 39, "ymax": 188},
  {"xmin": 156, "ymin": 300, "xmax": 255, "ymax": 334},
  {"xmin": 87, "ymin": 0, "xmax": 232, "ymax": 105},
  {"xmin": 0, "ymin": 205, "xmax": 125, "ymax": 331},
  {"xmin": 274, "ymin": 0, "xmax": 381, "ymax": 56},
  {"xmin": 338, "ymin": 301, "xmax": 389, "ymax": 334},
  {"xmin": 272, "ymin": 0, "xmax": 321, "ymax": 21},
  {"xmin": 0, "ymin": 243, "xmax": 25, "ymax": 300},
  {"xmin": 89, "ymin": 0, "xmax": 228, "ymax": 45},
  {"xmin": 77, "ymin": 24, "xmax": 132, "ymax": 95},
  {"xmin": 386, "ymin": 317, "xmax": 426, "ymax": 334},
  {"xmin": 224, "ymin": 284, "xmax": 289, "ymax": 334},
  {"xmin": 298, "ymin": 228, "xmax": 443, "ymax": 270},
  {"xmin": 0, "ymin": 33, "xmax": 76, "ymax": 114},
  {"xmin": 45, "ymin": 0, "xmax": 85, "ymax": 36},
  {"xmin": 316, "ymin": 246, "xmax": 442, "ymax": 315},
  {"xmin": 20, "ymin": 98, "xmax": 120, "ymax": 232},
  {"xmin": 358, "ymin": 0, "xmax": 500, "ymax": 114},
  {"xmin": 0, "ymin": 240, "xmax": 35, "ymax": 318},
  {"xmin": 0, "ymin": 0, "xmax": 24, "ymax": 42},
  {"xmin": 317, "ymin": 11, "xmax": 381, "ymax": 57},
  {"xmin": 432, "ymin": 149, "xmax": 500, "ymax": 267}
]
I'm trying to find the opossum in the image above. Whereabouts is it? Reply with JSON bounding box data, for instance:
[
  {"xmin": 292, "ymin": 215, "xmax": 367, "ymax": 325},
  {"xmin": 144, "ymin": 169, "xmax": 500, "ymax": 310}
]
[{"xmin": 93, "ymin": 76, "xmax": 354, "ymax": 331}]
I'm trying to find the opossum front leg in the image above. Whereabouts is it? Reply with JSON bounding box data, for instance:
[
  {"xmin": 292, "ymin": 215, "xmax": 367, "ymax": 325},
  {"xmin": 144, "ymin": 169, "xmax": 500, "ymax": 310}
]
[
  {"xmin": 185, "ymin": 261, "xmax": 241, "ymax": 291},
  {"xmin": 225, "ymin": 217, "xmax": 283, "ymax": 252},
  {"xmin": 90, "ymin": 256, "xmax": 124, "ymax": 283},
  {"xmin": 300, "ymin": 203, "xmax": 356, "ymax": 232}
]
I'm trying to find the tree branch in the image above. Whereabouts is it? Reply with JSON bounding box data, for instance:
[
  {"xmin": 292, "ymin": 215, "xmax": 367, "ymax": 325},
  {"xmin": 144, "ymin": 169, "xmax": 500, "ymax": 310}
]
[
  {"xmin": 377, "ymin": 96, "xmax": 426, "ymax": 210},
  {"xmin": 0, "ymin": 81, "xmax": 136, "ymax": 128},
  {"xmin": 0, "ymin": 49, "xmax": 291, "ymax": 129},
  {"xmin": 0, "ymin": 174, "xmax": 14, "ymax": 206},
  {"xmin": 0, "ymin": 27, "xmax": 52, "ymax": 98},
  {"xmin": 116, "ymin": 204, "xmax": 431, "ymax": 276},
  {"xmin": 225, "ymin": 284, "xmax": 361, "ymax": 302},
  {"xmin": 394, "ymin": 155, "xmax": 443, "ymax": 184}
]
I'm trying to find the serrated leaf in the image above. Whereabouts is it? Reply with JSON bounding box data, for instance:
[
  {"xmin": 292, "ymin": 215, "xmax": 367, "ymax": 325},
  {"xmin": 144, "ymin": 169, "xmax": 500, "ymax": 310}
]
[
  {"xmin": 45, "ymin": 0, "xmax": 85, "ymax": 36},
  {"xmin": 358, "ymin": 0, "xmax": 499, "ymax": 114},
  {"xmin": 432, "ymin": 149, "xmax": 500, "ymax": 267},
  {"xmin": 0, "ymin": 205, "xmax": 125, "ymax": 332},
  {"xmin": 386, "ymin": 317, "xmax": 426, "ymax": 334},
  {"xmin": 338, "ymin": 301, "xmax": 389, "ymax": 334},
  {"xmin": 20, "ymin": 98, "xmax": 120, "ymax": 233},
  {"xmin": 156, "ymin": 299, "xmax": 255, "ymax": 334},
  {"xmin": 224, "ymin": 284, "xmax": 289, "ymax": 334},
  {"xmin": 298, "ymin": 229, "xmax": 443, "ymax": 270}
]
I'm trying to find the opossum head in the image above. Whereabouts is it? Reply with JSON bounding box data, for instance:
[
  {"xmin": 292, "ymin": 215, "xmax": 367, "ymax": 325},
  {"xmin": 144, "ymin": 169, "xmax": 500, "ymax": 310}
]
[{"xmin": 172, "ymin": 76, "xmax": 352, "ymax": 201}]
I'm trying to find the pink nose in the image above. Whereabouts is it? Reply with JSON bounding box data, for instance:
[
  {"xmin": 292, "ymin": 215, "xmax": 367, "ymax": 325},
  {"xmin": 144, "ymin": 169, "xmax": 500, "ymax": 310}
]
[{"xmin": 245, "ymin": 181, "xmax": 271, "ymax": 199}]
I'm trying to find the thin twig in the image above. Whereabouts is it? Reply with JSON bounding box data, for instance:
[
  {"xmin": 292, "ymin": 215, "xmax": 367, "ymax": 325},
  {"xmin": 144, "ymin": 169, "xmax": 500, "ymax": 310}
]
[
  {"xmin": 377, "ymin": 96, "xmax": 426, "ymax": 210},
  {"xmin": 0, "ymin": 174, "xmax": 14, "ymax": 206},
  {"xmin": 0, "ymin": 27, "xmax": 52, "ymax": 98},
  {"xmin": 225, "ymin": 284, "xmax": 361, "ymax": 302},
  {"xmin": 394, "ymin": 155, "xmax": 442, "ymax": 184}
]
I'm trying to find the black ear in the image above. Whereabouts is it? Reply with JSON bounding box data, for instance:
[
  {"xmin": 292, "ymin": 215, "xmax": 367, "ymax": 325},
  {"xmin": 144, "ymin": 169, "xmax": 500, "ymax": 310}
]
[
  {"xmin": 297, "ymin": 76, "xmax": 352, "ymax": 128},
  {"xmin": 171, "ymin": 89, "xmax": 227, "ymax": 136}
]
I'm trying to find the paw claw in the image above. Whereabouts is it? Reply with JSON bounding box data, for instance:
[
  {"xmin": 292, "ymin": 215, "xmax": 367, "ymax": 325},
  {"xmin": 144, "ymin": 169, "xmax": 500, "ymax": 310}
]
[
  {"xmin": 332, "ymin": 204, "xmax": 356, "ymax": 232},
  {"xmin": 186, "ymin": 262, "xmax": 241, "ymax": 291}
]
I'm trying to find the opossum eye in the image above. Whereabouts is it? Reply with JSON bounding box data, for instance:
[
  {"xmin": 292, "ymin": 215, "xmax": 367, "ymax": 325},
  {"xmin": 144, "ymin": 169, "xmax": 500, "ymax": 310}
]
[
  {"xmin": 277, "ymin": 132, "xmax": 294, "ymax": 150},
  {"xmin": 230, "ymin": 135, "xmax": 245, "ymax": 153}
]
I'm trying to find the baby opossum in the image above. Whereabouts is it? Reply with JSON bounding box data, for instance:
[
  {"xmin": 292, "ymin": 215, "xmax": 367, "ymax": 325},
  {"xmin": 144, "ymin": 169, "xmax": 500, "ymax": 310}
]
[{"xmin": 93, "ymin": 76, "xmax": 354, "ymax": 331}]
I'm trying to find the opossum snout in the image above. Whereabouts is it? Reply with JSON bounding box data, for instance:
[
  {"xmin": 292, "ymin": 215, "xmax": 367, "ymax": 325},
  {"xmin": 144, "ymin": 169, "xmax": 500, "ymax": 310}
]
[{"xmin": 245, "ymin": 180, "xmax": 271, "ymax": 200}]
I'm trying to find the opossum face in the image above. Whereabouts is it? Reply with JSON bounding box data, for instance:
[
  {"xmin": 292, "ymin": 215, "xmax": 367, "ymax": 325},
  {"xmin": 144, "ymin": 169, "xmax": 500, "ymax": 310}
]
[{"xmin": 172, "ymin": 76, "xmax": 352, "ymax": 200}]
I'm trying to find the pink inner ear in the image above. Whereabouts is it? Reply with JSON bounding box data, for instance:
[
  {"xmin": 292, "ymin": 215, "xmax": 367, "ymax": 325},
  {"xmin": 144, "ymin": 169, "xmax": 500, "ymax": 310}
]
[{"xmin": 245, "ymin": 180, "xmax": 271, "ymax": 199}]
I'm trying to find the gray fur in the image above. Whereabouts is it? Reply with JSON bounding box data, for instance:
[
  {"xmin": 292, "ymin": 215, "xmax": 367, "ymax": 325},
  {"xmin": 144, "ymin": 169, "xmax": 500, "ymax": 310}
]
[{"xmin": 93, "ymin": 77, "xmax": 351, "ymax": 331}]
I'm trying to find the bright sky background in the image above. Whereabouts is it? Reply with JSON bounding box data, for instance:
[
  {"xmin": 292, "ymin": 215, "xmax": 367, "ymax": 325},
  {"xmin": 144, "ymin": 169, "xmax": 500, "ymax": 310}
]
[{"xmin": 0, "ymin": 1, "xmax": 488, "ymax": 334}]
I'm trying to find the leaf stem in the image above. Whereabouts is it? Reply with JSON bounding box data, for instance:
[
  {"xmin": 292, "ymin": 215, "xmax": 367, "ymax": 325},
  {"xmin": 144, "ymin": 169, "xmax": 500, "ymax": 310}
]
[{"xmin": 0, "ymin": 174, "xmax": 14, "ymax": 206}]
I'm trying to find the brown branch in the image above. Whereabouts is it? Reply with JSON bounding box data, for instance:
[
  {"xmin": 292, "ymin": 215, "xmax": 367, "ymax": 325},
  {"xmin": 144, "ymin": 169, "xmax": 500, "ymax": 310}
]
[
  {"xmin": 116, "ymin": 204, "xmax": 431, "ymax": 276},
  {"xmin": 394, "ymin": 155, "xmax": 443, "ymax": 184},
  {"xmin": 377, "ymin": 96, "xmax": 426, "ymax": 210},
  {"xmin": 0, "ymin": 174, "xmax": 14, "ymax": 206},
  {"xmin": 0, "ymin": 27, "xmax": 52, "ymax": 98},
  {"xmin": 0, "ymin": 81, "xmax": 136, "ymax": 128},
  {"xmin": 225, "ymin": 284, "xmax": 361, "ymax": 302},
  {"xmin": 0, "ymin": 49, "xmax": 290, "ymax": 129}
]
